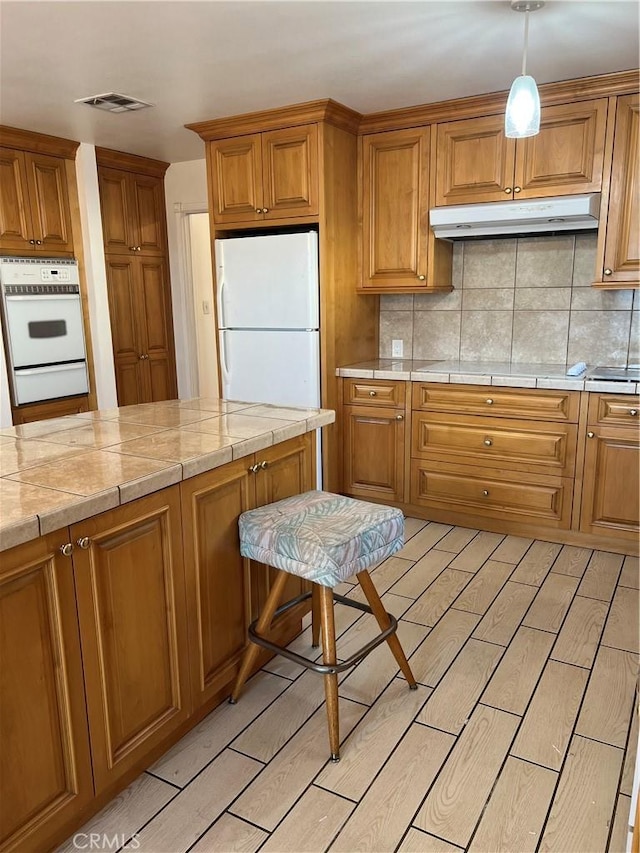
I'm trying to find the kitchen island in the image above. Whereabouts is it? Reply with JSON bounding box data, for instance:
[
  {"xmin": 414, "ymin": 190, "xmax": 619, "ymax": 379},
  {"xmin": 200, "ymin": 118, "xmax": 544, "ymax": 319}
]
[{"xmin": 0, "ymin": 397, "xmax": 334, "ymax": 853}]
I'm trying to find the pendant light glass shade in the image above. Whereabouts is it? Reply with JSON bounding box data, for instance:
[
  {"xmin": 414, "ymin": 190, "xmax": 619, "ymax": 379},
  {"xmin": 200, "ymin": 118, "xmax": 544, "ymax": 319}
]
[{"xmin": 505, "ymin": 74, "xmax": 541, "ymax": 137}]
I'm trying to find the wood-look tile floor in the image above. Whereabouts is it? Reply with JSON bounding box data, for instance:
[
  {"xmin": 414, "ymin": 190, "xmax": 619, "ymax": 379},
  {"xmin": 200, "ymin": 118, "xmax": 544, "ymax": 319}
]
[{"xmin": 59, "ymin": 520, "xmax": 639, "ymax": 853}]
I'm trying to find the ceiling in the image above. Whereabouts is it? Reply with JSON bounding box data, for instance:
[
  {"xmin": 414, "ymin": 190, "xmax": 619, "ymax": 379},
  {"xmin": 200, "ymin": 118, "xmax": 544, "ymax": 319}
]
[{"xmin": 1, "ymin": 1, "xmax": 638, "ymax": 163}]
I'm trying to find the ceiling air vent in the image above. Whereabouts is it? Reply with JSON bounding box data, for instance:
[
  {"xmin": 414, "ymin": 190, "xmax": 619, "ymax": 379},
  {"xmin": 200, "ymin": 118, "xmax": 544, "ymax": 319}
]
[{"xmin": 74, "ymin": 92, "xmax": 154, "ymax": 113}]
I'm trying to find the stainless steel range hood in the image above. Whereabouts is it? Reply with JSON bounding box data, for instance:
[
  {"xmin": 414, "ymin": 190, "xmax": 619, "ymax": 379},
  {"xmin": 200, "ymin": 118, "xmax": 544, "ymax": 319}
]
[{"xmin": 430, "ymin": 193, "xmax": 601, "ymax": 239}]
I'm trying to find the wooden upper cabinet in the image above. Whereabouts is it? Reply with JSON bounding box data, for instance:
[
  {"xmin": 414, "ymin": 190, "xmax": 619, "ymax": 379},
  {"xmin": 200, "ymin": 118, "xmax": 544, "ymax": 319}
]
[
  {"xmin": 435, "ymin": 98, "xmax": 608, "ymax": 205},
  {"xmin": 595, "ymin": 93, "xmax": 639, "ymax": 286},
  {"xmin": 435, "ymin": 115, "xmax": 515, "ymax": 205},
  {"xmin": 360, "ymin": 127, "xmax": 452, "ymax": 292},
  {"xmin": 71, "ymin": 488, "xmax": 191, "ymax": 794},
  {"xmin": 262, "ymin": 124, "xmax": 319, "ymax": 218},
  {"xmin": 98, "ymin": 166, "xmax": 165, "ymax": 255},
  {"xmin": 0, "ymin": 148, "xmax": 74, "ymax": 255},
  {"xmin": 0, "ymin": 532, "xmax": 93, "ymax": 853},
  {"xmin": 209, "ymin": 124, "xmax": 318, "ymax": 226}
]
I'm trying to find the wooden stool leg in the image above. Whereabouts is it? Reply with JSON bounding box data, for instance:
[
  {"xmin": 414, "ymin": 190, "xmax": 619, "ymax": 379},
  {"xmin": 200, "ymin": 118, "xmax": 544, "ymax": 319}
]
[
  {"xmin": 230, "ymin": 569, "xmax": 290, "ymax": 703},
  {"xmin": 318, "ymin": 585, "xmax": 340, "ymax": 761},
  {"xmin": 311, "ymin": 583, "xmax": 321, "ymax": 648},
  {"xmin": 356, "ymin": 569, "xmax": 418, "ymax": 689}
]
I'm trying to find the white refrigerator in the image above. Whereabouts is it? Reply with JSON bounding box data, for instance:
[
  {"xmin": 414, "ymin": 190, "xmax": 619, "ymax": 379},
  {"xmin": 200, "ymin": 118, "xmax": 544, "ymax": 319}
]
[{"xmin": 215, "ymin": 230, "xmax": 322, "ymax": 479}]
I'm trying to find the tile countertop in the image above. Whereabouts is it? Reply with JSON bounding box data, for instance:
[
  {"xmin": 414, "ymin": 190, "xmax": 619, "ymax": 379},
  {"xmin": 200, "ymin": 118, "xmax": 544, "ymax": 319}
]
[
  {"xmin": 337, "ymin": 359, "xmax": 640, "ymax": 395},
  {"xmin": 0, "ymin": 398, "xmax": 335, "ymax": 553}
]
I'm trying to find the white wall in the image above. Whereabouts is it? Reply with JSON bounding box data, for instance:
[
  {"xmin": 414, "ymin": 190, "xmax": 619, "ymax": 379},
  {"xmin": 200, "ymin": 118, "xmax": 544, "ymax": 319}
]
[
  {"xmin": 189, "ymin": 212, "xmax": 219, "ymax": 398},
  {"xmin": 0, "ymin": 331, "xmax": 12, "ymax": 428},
  {"xmin": 75, "ymin": 144, "xmax": 118, "ymax": 409},
  {"xmin": 164, "ymin": 159, "xmax": 209, "ymax": 399}
]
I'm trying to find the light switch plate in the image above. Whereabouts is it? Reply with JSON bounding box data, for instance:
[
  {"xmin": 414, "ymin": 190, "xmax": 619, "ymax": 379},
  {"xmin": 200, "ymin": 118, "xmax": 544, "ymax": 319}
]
[{"xmin": 391, "ymin": 339, "xmax": 403, "ymax": 358}]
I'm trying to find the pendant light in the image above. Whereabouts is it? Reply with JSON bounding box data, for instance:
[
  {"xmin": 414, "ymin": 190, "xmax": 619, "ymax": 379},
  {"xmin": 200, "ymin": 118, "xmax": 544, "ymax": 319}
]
[{"xmin": 505, "ymin": 0, "xmax": 544, "ymax": 138}]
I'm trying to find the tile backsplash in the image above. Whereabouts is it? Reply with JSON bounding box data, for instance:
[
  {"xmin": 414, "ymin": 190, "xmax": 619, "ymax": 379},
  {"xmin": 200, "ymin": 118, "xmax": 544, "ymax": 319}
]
[{"xmin": 380, "ymin": 234, "xmax": 639, "ymax": 366}]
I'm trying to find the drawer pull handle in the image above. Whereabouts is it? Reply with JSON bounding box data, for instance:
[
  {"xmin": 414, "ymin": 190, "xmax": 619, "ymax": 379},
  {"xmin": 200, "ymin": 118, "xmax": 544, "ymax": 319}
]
[
  {"xmin": 369, "ymin": 390, "xmax": 377, "ymax": 396},
  {"xmin": 396, "ymin": 414, "xmax": 404, "ymax": 421},
  {"xmin": 76, "ymin": 537, "xmax": 91, "ymax": 550},
  {"xmin": 484, "ymin": 438, "xmax": 493, "ymax": 446},
  {"xmin": 60, "ymin": 543, "xmax": 74, "ymax": 557},
  {"xmin": 587, "ymin": 431, "xmax": 595, "ymax": 439},
  {"xmin": 486, "ymin": 398, "xmax": 494, "ymax": 405},
  {"xmin": 482, "ymin": 489, "xmax": 490, "ymax": 497},
  {"xmin": 630, "ymin": 409, "xmax": 638, "ymax": 416}
]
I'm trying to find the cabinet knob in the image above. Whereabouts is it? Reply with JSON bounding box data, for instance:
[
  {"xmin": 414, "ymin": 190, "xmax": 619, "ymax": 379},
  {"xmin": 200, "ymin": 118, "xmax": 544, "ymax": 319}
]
[
  {"xmin": 249, "ymin": 463, "xmax": 259, "ymax": 473},
  {"xmin": 60, "ymin": 543, "xmax": 74, "ymax": 557},
  {"xmin": 255, "ymin": 208, "xmax": 262, "ymax": 214},
  {"xmin": 369, "ymin": 390, "xmax": 377, "ymax": 397},
  {"xmin": 418, "ymin": 274, "xmax": 426, "ymax": 281},
  {"xmin": 262, "ymin": 208, "xmax": 269, "ymax": 214},
  {"xmin": 514, "ymin": 186, "xmax": 521, "ymax": 193},
  {"xmin": 396, "ymin": 414, "xmax": 404, "ymax": 421},
  {"xmin": 260, "ymin": 460, "xmax": 269, "ymax": 469},
  {"xmin": 504, "ymin": 187, "xmax": 512, "ymax": 194},
  {"xmin": 139, "ymin": 353, "xmax": 149, "ymax": 360},
  {"xmin": 484, "ymin": 438, "xmax": 493, "ymax": 446},
  {"xmin": 76, "ymin": 537, "xmax": 91, "ymax": 550},
  {"xmin": 28, "ymin": 239, "xmax": 36, "ymax": 245},
  {"xmin": 629, "ymin": 409, "xmax": 638, "ymax": 417},
  {"xmin": 587, "ymin": 431, "xmax": 595, "ymax": 438},
  {"xmin": 129, "ymin": 246, "xmax": 137, "ymax": 252},
  {"xmin": 603, "ymin": 268, "xmax": 613, "ymax": 276},
  {"xmin": 482, "ymin": 489, "xmax": 490, "ymax": 497},
  {"xmin": 486, "ymin": 398, "xmax": 494, "ymax": 405}
]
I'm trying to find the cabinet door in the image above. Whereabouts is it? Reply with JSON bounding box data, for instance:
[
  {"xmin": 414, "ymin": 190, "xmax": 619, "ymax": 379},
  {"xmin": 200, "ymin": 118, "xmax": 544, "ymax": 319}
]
[
  {"xmin": 209, "ymin": 134, "xmax": 264, "ymax": 225},
  {"xmin": 181, "ymin": 458, "xmax": 253, "ymax": 711},
  {"xmin": 515, "ymin": 99, "xmax": 608, "ymax": 199},
  {"xmin": 343, "ymin": 404, "xmax": 406, "ymax": 503},
  {"xmin": 361, "ymin": 128, "xmax": 430, "ymax": 289},
  {"xmin": 137, "ymin": 257, "xmax": 178, "ymax": 401},
  {"xmin": 12, "ymin": 395, "xmax": 89, "ymax": 425},
  {"xmin": 580, "ymin": 425, "xmax": 640, "ymax": 541},
  {"xmin": 435, "ymin": 115, "xmax": 516, "ymax": 205},
  {"xmin": 98, "ymin": 167, "xmax": 135, "ymax": 253},
  {"xmin": 71, "ymin": 488, "xmax": 190, "ymax": 793},
  {"xmin": 130, "ymin": 173, "xmax": 167, "ymax": 255},
  {"xmin": 0, "ymin": 147, "xmax": 33, "ymax": 252},
  {"xmin": 599, "ymin": 93, "xmax": 640, "ymax": 285},
  {"xmin": 105, "ymin": 256, "xmax": 145, "ymax": 406},
  {"xmin": 252, "ymin": 433, "xmax": 314, "ymax": 619},
  {"xmin": 24, "ymin": 153, "xmax": 74, "ymax": 254},
  {"xmin": 0, "ymin": 533, "xmax": 93, "ymax": 853},
  {"xmin": 262, "ymin": 124, "xmax": 319, "ymax": 218}
]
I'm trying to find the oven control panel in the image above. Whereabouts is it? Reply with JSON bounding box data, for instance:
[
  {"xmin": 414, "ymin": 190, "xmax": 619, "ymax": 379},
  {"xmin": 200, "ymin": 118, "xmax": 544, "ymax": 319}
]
[{"xmin": 3, "ymin": 284, "xmax": 80, "ymax": 295}]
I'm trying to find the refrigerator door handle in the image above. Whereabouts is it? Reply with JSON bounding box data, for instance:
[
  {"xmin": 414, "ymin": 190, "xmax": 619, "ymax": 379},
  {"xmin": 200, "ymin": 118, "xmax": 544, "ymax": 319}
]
[
  {"xmin": 219, "ymin": 331, "xmax": 230, "ymax": 386},
  {"xmin": 217, "ymin": 273, "xmax": 226, "ymax": 329}
]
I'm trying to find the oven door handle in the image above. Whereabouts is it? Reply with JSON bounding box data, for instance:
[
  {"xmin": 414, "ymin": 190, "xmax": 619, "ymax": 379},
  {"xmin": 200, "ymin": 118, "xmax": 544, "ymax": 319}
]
[
  {"xmin": 5, "ymin": 294, "xmax": 79, "ymax": 301},
  {"xmin": 14, "ymin": 363, "xmax": 86, "ymax": 375}
]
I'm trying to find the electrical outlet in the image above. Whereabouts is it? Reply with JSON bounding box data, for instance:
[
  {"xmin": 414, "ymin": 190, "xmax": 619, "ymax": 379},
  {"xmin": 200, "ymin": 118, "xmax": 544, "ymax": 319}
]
[
  {"xmin": 202, "ymin": 299, "xmax": 211, "ymax": 315},
  {"xmin": 391, "ymin": 339, "xmax": 403, "ymax": 358}
]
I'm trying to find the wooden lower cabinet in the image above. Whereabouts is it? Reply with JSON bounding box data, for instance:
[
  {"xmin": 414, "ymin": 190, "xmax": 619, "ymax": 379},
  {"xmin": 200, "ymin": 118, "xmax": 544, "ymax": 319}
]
[
  {"xmin": 343, "ymin": 403, "xmax": 406, "ymax": 503},
  {"xmin": 71, "ymin": 487, "xmax": 191, "ymax": 794},
  {"xmin": 179, "ymin": 433, "xmax": 314, "ymax": 712},
  {"xmin": 0, "ymin": 532, "xmax": 93, "ymax": 853},
  {"xmin": 11, "ymin": 395, "xmax": 90, "ymax": 425},
  {"xmin": 580, "ymin": 425, "xmax": 640, "ymax": 541},
  {"xmin": 410, "ymin": 459, "xmax": 573, "ymax": 529}
]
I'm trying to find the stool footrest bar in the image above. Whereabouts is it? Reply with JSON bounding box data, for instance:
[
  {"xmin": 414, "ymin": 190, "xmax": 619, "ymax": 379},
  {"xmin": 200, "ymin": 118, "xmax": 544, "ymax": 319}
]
[{"xmin": 247, "ymin": 589, "xmax": 399, "ymax": 675}]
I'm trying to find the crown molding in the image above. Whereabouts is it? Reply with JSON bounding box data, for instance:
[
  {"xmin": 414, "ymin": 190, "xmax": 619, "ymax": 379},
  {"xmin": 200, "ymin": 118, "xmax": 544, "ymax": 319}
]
[
  {"xmin": 359, "ymin": 69, "xmax": 640, "ymax": 134},
  {"xmin": 186, "ymin": 98, "xmax": 362, "ymax": 141},
  {"xmin": 0, "ymin": 125, "xmax": 79, "ymax": 158},
  {"xmin": 95, "ymin": 147, "xmax": 169, "ymax": 176}
]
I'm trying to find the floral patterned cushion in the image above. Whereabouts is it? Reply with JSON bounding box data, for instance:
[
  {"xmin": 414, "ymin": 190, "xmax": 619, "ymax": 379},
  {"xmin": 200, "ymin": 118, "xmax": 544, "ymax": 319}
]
[{"xmin": 238, "ymin": 490, "xmax": 404, "ymax": 587}]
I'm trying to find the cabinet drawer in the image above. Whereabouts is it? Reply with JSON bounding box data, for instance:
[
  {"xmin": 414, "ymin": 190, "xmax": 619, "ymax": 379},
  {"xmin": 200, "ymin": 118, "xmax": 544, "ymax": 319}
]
[
  {"xmin": 412, "ymin": 383, "xmax": 579, "ymax": 422},
  {"xmin": 410, "ymin": 459, "xmax": 573, "ymax": 529},
  {"xmin": 411, "ymin": 412, "xmax": 577, "ymax": 476},
  {"xmin": 588, "ymin": 393, "xmax": 640, "ymax": 427},
  {"xmin": 344, "ymin": 378, "xmax": 406, "ymax": 408}
]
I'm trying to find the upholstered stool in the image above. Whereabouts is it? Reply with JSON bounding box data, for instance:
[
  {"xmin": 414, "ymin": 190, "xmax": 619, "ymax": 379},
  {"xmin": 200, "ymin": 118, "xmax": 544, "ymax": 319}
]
[{"xmin": 229, "ymin": 490, "xmax": 418, "ymax": 761}]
